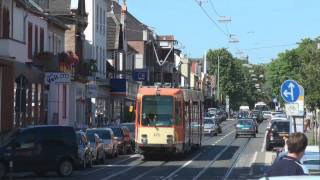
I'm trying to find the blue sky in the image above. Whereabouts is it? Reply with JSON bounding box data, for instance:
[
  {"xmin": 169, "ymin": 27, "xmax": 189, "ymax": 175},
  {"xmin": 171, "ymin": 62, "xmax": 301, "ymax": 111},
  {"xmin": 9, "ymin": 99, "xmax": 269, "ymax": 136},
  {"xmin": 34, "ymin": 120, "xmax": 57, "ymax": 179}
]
[{"xmin": 123, "ymin": 0, "xmax": 320, "ymax": 64}]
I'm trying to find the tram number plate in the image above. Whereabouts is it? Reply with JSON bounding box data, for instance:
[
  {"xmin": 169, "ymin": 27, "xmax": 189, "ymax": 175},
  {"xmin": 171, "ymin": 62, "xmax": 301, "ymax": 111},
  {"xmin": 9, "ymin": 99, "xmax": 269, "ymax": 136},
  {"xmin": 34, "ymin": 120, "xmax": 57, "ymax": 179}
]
[{"xmin": 154, "ymin": 133, "xmax": 160, "ymax": 137}]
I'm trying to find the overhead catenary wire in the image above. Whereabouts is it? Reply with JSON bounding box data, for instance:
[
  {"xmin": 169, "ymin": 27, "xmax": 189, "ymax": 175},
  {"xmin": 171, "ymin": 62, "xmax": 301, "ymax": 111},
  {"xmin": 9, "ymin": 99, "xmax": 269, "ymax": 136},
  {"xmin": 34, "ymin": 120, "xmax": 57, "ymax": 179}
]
[
  {"xmin": 209, "ymin": 0, "xmax": 221, "ymax": 17},
  {"xmin": 194, "ymin": 0, "xmax": 229, "ymax": 37},
  {"xmin": 241, "ymin": 43, "xmax": 297, "ymax": 51}
]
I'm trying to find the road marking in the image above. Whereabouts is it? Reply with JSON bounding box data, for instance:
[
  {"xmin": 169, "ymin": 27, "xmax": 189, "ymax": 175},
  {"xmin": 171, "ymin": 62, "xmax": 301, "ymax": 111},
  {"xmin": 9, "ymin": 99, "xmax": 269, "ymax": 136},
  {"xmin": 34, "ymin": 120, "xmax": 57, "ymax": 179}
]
[
  {"xmin": 131, "ymin": 162, "xmax": 166, "ymax": 180},
  {"xmin": 261, "ymin": 130, "xmax": 267, "ymax": 152},
  {"xmin": 211, "ymin": 130, "xmax": 234, "ymax": 146},
  {"xmin": 192, "ymin": 137, "xmax": 237, "ymax": 180},
  {"xmin": 249, "ymin": 152, "xmax": 258, "ymax": 176},
  {"xmin": 223, "ymin": 138, "xmax": 251, "ymax": 180},
  {"xmin": 101, "ymin": 161, "xmax": 144, "ymax": 180},
  {"xmin": 162, "ymin": 152, "xmax": 202, "ymax": 180}
]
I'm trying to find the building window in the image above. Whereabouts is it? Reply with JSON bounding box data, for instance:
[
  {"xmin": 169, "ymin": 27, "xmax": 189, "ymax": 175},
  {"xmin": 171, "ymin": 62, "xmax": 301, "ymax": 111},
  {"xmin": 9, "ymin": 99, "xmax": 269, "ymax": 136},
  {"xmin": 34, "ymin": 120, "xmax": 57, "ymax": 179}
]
[
  {"xmin": 40, "ymin": 28, "xmax": 44, "ymax": 52},
  {"xmin": 96, "ymin": 5, "xmax": 99, "ymax": 32},
  {"xmin": 28, "ymin": 22, "xmax": 33, "ymax": 59},
  {"xmin": 100, "ymin": 47, "xmax": 102, "ymax": 72},
  {"xmin": 62, "ymin": 85, "xmax": 67, "ymax": 118},
  {"xmin": 34, "ymin": 25, "xmax": 38, "ymax": 54},
  {"xmin": 103, "ymin": 9, "xmax": 105, "ymax": 36},
  {"xmin": 100, "ymin": 7, "xmax": 102, "ymax": 34},
  {"xmin": 0, "ymin": 0, "xmax": 10, "ymax": 38}
]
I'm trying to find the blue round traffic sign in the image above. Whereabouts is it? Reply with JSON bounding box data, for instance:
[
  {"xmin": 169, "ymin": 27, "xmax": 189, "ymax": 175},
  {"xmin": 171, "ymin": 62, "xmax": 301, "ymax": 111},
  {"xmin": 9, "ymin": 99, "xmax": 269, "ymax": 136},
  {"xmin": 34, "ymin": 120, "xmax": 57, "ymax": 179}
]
[{"xmin": 280, "ymin": 80, "xmax": 300, "ymax": 103}]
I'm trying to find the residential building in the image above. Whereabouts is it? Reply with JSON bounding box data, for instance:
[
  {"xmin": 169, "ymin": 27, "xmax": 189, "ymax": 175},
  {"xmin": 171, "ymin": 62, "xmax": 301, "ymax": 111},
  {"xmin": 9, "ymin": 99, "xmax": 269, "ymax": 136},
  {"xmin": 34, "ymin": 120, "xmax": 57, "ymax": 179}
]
[
  {"xmin": 0, "ymin": 0, "xmax": 50, "ymax": 130},
  {"xmin": 34, "ymin": 0, "xmax": 89, "ymax": 127},
  {"xmin": 84, "ymin": 0, "xmax": 111, "ymax": 126}
]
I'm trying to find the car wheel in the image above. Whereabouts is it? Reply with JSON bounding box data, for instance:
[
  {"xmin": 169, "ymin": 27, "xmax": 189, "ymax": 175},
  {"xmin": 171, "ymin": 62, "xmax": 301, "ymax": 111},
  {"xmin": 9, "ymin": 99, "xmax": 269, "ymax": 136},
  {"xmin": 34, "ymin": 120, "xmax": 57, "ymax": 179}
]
[
  {"xmin": 57, "ymin": 159, "xmax": 73, "ymax": 177},
  {"xmin": 101, "ymin": 152, "xmax": 106, "ymax": 164},
  {"xmin": 235, "ymin": 134, "xmax": 238, "ymax": 138},
  {"xmin": 0, "ymin": 162, "xmax": 7, "ymax": 179},
  {"xmin": 87, "ymin": 154, "xmax": 93, "ymax": 168}
]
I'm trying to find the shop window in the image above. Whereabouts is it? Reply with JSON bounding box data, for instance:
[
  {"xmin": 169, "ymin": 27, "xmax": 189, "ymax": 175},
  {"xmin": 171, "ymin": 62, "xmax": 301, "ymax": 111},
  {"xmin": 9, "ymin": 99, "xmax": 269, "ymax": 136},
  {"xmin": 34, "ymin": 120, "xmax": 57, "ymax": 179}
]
[{"xmin": 62, "ymin": 85, "xmax": 67, "ymax": 118}]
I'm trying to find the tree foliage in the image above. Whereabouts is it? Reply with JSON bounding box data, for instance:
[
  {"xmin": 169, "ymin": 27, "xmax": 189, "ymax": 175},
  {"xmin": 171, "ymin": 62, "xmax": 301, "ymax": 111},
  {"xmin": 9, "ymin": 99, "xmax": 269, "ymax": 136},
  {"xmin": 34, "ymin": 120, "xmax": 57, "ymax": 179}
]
[
  {"xmin": 207, "ymin": 49, "xmax": 268, "ymax": 110},
  {"xmin": 266, "ymin": 37, "xmax": 320, "ymax": 109}
]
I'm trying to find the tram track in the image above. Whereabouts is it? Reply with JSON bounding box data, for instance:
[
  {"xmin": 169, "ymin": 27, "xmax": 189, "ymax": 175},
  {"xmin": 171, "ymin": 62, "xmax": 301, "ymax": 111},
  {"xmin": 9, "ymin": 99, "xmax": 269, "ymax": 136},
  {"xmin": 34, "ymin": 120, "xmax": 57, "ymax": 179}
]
[{"xmin": 100, "ymin": 127, "xmax": 235, "ymax": 180}]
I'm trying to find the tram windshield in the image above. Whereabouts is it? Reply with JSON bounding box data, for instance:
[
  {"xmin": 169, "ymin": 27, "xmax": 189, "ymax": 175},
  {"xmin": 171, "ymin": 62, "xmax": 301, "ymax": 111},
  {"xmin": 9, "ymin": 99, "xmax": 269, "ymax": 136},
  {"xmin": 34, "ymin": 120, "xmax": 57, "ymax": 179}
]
[{"xmin": 142, "ymin": 96, "xmax": 173, "ymax": 127}]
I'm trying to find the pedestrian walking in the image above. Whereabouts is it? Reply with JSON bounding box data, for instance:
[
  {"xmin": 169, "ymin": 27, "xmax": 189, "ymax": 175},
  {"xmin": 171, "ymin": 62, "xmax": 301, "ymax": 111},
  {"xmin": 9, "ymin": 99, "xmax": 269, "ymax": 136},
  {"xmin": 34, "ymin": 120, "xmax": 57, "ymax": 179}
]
[{"xmin": 267, "ymin": 132, "xmax": 309, "ymax": 176}]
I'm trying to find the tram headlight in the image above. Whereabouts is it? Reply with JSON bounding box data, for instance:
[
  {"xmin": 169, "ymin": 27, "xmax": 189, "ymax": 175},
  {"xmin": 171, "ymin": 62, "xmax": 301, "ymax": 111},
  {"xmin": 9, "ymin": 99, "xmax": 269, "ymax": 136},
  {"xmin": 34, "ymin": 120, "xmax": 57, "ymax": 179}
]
[
  {"xmin": 141, "ymin": 134, "xmax": 148, "ymax": 144},
  {"xmin": 167, "ymin": 135, "xmax": 174, "ymax": 144}
]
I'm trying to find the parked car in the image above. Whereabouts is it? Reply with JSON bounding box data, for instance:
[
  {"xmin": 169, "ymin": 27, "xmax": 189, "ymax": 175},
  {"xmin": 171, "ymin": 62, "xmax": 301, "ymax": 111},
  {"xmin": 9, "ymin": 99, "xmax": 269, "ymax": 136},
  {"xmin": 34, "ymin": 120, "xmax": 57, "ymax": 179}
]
[
  {"xmin": 266, "ymin": 119, "xmax": 290, "ymax": 151},
  {"xmin": 262, "ymin": 111, "xmax": 272, "ymax": 120},
  {"xmin": 203, "ymin": 117, "xmax": 220, "ymax": 136},
  {"xmin": 110, "ymin": 126, "xmax": 133, "ymax": 154},
  {"xmin": 86, "ymin": 129, "xmax": 106, "ymax": 163},
  {"xmin": 0, "ymin": 126, "xmax": 80, "ymax": 178},
  {"xmin": 121, "ymin": 123, "xmax": 136, "ymax": 152},
  {"xmin": 76, "ymin": 130, "xmax": 93, "ymax": 169},
  {"xmin": 87, "ymin": 128, "xmax": 118, "ymax": 158},
  {"xmin": 235, "ymin": 119, "xmax": 256, "ymax": 138}
]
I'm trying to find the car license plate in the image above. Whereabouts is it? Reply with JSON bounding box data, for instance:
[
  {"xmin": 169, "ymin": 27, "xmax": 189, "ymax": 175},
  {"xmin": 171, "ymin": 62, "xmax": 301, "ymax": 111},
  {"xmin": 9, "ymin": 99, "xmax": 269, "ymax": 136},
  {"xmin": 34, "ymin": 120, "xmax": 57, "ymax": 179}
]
[{"xmin": 243, "ymin": 127, "xmax": 249, "ymax": 130}]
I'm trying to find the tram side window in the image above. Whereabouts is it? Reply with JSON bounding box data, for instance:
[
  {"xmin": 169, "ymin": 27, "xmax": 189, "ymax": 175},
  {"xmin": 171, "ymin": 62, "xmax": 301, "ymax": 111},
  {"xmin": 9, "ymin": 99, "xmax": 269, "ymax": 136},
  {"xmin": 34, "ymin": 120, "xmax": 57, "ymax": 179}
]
[
  {"xmin": 175, "ymin": 100, "xmax": 180, "ymax": 125},
  {"xmin": 184, "ymin": 103, "xmax": 189, "ymax": 126}
]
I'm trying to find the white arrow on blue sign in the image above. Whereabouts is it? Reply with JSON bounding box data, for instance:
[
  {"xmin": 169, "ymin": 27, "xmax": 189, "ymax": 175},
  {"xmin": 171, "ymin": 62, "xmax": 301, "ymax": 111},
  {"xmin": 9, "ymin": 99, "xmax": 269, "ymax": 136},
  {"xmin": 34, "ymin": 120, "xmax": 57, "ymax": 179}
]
[{"xmin": 280, "ymin": 80, "xmax": 300, "ymax": 103}]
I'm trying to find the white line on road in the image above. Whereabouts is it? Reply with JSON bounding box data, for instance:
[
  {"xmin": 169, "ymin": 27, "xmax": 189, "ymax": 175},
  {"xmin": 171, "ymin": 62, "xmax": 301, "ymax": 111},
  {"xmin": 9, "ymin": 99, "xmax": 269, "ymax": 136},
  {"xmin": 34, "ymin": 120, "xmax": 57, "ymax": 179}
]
[
  {"xmin": 101, "ymin": 161, "xmax": 144, "ymax": 180},
  {"xmin": 261, "ymin": 130, "xmax": 267, "ymax": 152},
  {"xmin": 131, "ymin": 162, "xmax": 166, "ymax": 180},
  {"xmin": 192, "ymin": 137, "xmax": 237, "ymax": 180},
  {"xmin": 249, "ymin": 151, "xmax": 258, "ymax": 176},
  {"xmin": 162, "ymin": 152, "xmax": 202, "ymax": 180},
  {"xmin": 211, "ymin": 130, "xmax": 234, "ymax": 146}
]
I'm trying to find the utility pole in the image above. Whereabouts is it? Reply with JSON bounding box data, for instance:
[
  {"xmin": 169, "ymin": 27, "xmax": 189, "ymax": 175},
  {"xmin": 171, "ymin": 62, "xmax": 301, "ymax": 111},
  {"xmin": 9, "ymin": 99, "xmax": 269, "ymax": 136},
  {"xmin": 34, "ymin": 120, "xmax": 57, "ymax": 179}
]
[{"xmin": 217, "ymin": 56, "xmax": 220, "ymax": 104}]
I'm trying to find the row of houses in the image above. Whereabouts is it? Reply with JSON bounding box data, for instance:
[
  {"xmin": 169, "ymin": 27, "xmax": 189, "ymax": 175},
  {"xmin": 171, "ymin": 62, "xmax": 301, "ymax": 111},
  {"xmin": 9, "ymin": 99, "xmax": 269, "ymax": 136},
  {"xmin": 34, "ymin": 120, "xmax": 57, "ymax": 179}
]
[{"xmin": 0, "ymin": 0, "xmax": 215, "ymax": 131}]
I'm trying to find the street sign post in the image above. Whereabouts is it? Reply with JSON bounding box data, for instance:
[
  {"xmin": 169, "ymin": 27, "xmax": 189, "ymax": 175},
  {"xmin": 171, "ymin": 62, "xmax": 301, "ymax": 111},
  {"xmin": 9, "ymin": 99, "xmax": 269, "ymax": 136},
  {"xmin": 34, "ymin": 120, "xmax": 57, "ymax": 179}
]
[
  {"xmin": 280, "ymin": 80, "xmax": 300, "ymax": 103},
  {"xmin": 280, "ymin": 80, "xmax": 304, "ymax": 133}
]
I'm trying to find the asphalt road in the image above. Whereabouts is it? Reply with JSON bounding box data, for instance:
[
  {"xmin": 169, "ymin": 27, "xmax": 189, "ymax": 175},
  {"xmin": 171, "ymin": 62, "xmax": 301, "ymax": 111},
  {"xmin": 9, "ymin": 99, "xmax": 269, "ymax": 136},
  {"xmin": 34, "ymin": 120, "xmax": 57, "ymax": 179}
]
[{"xmin": 10, "ymin": 120, "xmax": 270, "ymax": 180}]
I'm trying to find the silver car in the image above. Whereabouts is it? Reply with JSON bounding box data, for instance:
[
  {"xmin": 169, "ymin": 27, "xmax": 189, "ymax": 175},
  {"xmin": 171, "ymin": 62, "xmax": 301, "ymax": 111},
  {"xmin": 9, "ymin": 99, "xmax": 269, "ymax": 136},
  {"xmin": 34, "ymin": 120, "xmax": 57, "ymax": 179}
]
[
  {"xmin": 203, "ymin": 117, "xmax": 219, "ymax": 136},
  {"xmin": 89, "ymin": 128, "xmax": 118, "ymax": 158}
]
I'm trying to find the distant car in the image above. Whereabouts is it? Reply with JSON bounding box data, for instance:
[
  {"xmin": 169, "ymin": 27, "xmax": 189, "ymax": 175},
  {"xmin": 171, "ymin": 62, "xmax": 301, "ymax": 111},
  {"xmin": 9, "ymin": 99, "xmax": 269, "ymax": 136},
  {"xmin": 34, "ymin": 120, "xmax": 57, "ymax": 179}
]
[
  {"xmin": 86, "ymin": 130, "xmax": 106, "ymax": 164},
  {"xmin": 235, "ymin": 119, "xmax": 256, "ymax": 138},
  {"xmin": 121, "ymin": 122, "xmax": 136, "ymax": 152},
  {"xmin": 203, "ymin": 117, "xmax": 220, "ymax": 136},
  {"xmin": 0, "ymin": 126, "xmax": 81, "ymax": 178},
  {"xmin": 76, "ymin": 130, "xmax": 93, "ymax": 169},
  {"xmin": 266, "ymin": 119, "xmax": 290, "ymax": 151},
  {"xmin": 110, "ymin": 126, "xmax": 133, "ymax": 155},
  {"xmin": 262, "ymin": 111, "xmax": 272, "ymax": 119},
  {"xmin": 252, "ymin": 110, "xmax": 263, "ymax": 123}
]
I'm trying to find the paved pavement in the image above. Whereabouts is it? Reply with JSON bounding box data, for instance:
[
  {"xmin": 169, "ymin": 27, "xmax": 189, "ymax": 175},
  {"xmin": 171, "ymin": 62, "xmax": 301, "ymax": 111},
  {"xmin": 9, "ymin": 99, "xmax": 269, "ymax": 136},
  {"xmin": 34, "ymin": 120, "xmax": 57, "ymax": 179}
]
[{"xmin": 7, "ymin": 120, "xmax": 274, "ymax": 180}]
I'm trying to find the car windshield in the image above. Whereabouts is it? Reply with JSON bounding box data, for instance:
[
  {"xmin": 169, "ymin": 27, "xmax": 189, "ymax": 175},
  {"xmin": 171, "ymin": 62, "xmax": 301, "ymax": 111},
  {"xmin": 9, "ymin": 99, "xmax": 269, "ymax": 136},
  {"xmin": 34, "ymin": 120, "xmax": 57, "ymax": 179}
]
[
  {"xmin": 142, "ymin": 96, "xmax": 173, "ymax": 127},
  {"xmin": 111, "ymin": 128, "xmax": 123, "ymax": 137},
  {"xmin": 238, "ymin": 120, "xmax": 253, "ymax": 126},
  {"xmin": 271, "ymin": 122, "xmax": 290, "ymax": 132},
  {"xmin": 204, "ymin": 118, "xmax": 214, "ymax": 124},
  {"xmin": 86, "ymin": 129, "xmax": 111, "ymax": 142}
]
